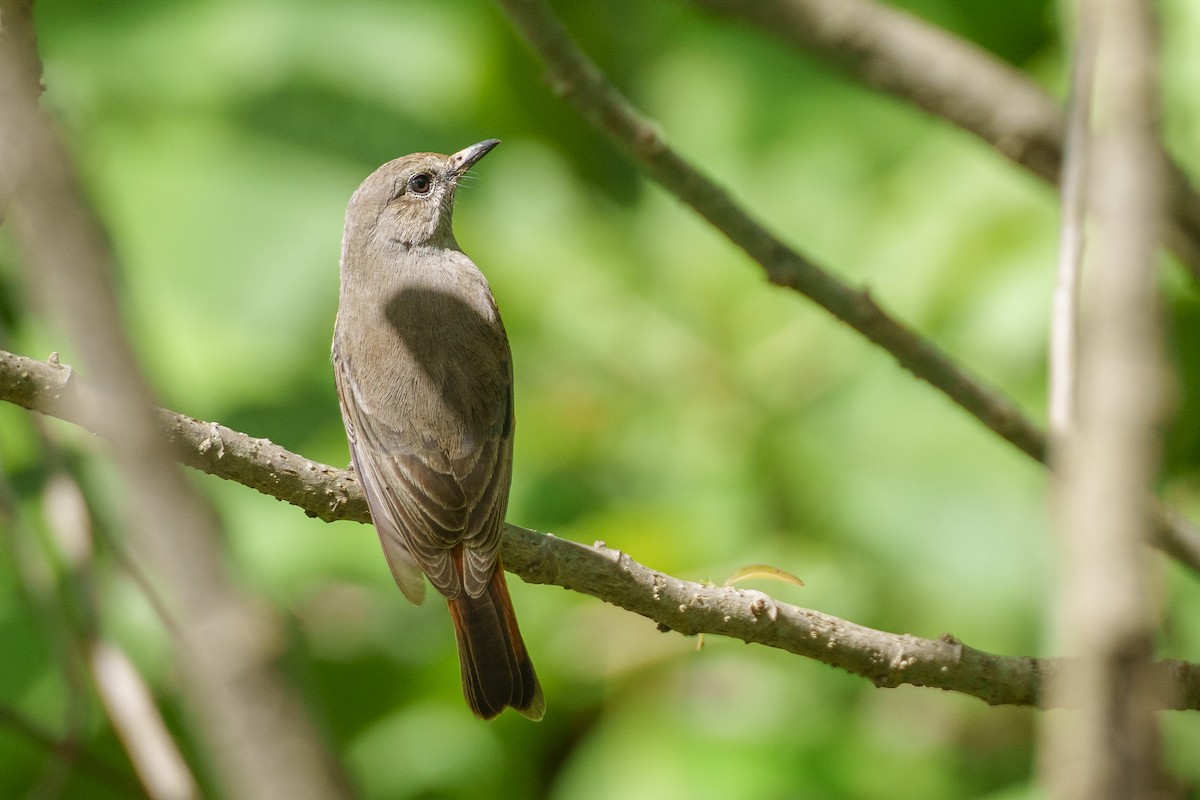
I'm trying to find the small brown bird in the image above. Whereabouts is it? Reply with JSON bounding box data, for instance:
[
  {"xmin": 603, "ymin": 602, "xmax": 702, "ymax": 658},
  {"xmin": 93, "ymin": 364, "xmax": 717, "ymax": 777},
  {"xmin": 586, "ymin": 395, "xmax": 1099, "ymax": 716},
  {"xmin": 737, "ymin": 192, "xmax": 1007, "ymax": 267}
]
[{"xmin": 332, "ymin": 139, "xmax": 544, "ymax": 720}]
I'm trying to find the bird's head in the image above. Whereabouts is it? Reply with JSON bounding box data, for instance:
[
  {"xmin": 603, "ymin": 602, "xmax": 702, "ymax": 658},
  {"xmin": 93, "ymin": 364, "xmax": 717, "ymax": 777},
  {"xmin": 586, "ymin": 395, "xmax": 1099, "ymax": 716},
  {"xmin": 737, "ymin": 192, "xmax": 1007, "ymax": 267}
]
[{"xmin": 344, "ymin": 138, "xmax": 500, "ymax": 250}]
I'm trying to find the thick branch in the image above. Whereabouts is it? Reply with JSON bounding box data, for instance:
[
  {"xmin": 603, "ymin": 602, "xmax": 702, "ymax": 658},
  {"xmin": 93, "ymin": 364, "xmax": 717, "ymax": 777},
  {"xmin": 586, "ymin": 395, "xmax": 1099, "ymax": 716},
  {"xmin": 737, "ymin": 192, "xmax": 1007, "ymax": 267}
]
[
  {"xmin": 0, "ymin": 349, "xmax": 368, "ymax": 524},
  {"xmin": 687, "ymin": 0, "xmax": 1200, "ymax": 279},
  {"xmin": 3, "ymin": 348, "xmax": 1200, "ymax": 710},
  {"xmin": 0, "ymin": 16, "xmax": 350, "ymax": 798},
  {"xmin": 1043, "ymin": 1, "xmax": 1168, "ymax": 795},
  {"xmin": 488, "ymin": 0, "xmax": 1200, "ymax": 571}
]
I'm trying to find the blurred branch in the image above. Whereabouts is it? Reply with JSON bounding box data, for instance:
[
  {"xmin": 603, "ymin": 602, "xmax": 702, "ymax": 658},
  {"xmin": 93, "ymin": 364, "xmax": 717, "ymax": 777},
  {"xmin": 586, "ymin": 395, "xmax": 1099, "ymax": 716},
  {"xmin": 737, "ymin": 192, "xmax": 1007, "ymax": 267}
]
[
  {"xmin": 90, "ymin": 642, "xmax": 199, "ymax": 800},
  {"xmin": 487, "ymin": 0, "xmax": 1200, "ymax": 571},
  {"xmin": 0, "ymin": 0, "xmax": 40, "ymax": 212},
  {"xmin": 686, "ymin": 0, "xmax": 1200, "ymax": 279},
  {"xmin": 1042, "ymin": 0, "xmax": 1169, "ymax": 795},
  {"xmin": 0, "ymin": 12, "xmax": 350, "ymax": 800},
  {"xmin": 3, "ymin": 350, "xmax": 1200, "ymax": 710},
  {"xmin": 0, "ymin": 448, "xmax": 154, "ymax": 800},
  {"xmin": 1049, "ymin": 10, "xmax": 1096, "ymax": 438},
  {"xmin": 39, "ymin": 468, "xmax": 200, "ymax": 800}
]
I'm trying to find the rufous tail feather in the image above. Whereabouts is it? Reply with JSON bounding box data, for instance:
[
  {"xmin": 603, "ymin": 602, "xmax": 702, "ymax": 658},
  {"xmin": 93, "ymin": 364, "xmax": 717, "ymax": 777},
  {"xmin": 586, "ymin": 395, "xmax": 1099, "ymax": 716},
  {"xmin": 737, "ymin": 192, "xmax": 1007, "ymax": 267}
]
[{"xmin": 446, "ymin": 560, "xmax": 545, "ymax": 720}]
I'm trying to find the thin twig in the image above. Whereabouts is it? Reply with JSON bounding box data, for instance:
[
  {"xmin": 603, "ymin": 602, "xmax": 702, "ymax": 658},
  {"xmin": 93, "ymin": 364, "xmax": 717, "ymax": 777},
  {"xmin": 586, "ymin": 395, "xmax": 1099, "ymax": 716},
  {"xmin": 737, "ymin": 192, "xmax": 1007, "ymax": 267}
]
[
  {"xmin": 0, "ymin": 453, "xmax": 106, "ymax": 799},
  {"xmin": 1049, "ymin": 5, "xmax": 1097, "ymax": 438},
  {"xmin": 495, "ymin": 0, "xmax": 1045, "ymax": 461},
  {"xmin": 89, "ymin": 642, "xmax": 200, "ymax": 800},
  {"xmin": 39, "ymin": 468, "xmax": 200, "ymax": 800},
  {"xmin": 686, "ymin": 0, "xmax": 1200, "ymax": 279},
  {"xmin": 488, "ymin": 0, "xmax": 1200, "ymax": 571},
  {"xmin": 3, "ymin": 348, "xmax": 1200, "ymax": 710}
]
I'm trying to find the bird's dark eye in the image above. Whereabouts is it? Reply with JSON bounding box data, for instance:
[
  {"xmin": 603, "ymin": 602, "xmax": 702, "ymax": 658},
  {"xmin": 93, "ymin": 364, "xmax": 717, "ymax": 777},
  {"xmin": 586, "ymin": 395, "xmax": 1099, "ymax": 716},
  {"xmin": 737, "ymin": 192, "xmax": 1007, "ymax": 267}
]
[{"xmin": 408, "ymin": 173, "xmax": 432, "ymax": 195}]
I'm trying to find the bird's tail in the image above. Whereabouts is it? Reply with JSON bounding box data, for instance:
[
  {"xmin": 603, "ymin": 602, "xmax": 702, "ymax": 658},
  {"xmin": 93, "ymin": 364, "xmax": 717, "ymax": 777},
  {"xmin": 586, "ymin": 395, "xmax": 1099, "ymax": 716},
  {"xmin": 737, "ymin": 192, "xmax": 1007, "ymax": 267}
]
[{"xmin": 446, "ymin": 561, "xmax": 545, "ymax": 720}]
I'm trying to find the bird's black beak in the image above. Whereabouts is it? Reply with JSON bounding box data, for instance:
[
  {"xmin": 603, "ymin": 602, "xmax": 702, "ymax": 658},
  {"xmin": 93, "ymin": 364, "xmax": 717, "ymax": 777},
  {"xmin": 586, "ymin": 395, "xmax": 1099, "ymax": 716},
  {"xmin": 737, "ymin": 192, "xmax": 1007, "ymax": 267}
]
[{"xmin": 449, "ymin": 138, "xmax": 500, "ymax": 176}]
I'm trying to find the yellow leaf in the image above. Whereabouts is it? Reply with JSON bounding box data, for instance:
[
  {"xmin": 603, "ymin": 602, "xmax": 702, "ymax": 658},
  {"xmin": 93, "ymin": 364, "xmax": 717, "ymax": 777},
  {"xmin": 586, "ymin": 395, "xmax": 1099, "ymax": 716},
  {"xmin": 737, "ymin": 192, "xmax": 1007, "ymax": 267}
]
[{"xmin": 722, "ymin": 564, "xmax": 804, "ymax": 588}]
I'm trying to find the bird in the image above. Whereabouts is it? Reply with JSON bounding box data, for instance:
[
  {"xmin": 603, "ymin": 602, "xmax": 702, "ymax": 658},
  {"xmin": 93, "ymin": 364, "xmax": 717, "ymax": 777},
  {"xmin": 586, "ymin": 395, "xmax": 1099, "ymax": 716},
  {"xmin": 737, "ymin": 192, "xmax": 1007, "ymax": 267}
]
[{"xmin": 332, "ymin": 139, "xmax": 544, "ymax": 720}]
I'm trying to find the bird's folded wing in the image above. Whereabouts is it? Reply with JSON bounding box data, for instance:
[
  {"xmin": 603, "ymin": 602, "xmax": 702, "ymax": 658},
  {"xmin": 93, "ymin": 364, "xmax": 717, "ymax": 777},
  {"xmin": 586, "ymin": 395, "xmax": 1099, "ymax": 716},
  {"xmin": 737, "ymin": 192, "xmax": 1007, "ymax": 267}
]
[{"xmin": 335, "ymin": 354, "xmax": 510, "ymax": 600}]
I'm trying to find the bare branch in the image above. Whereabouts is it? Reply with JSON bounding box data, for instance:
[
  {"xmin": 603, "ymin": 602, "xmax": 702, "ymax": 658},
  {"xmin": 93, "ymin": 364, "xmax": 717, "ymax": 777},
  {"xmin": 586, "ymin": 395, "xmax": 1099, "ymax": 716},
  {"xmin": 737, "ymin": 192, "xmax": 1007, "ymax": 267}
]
[
  {"xmin": 0, "ymin": 349, "xmax": 367, "ymax": 524},
  {"xmin": 0, "ymin": 447, "xmax": 154, "ymax": 800},
  {"xmin": 488, "ymin": 0, "xmax": 1200, "ymax": 571},
  {"xmin": 0, "ymin": 12, "xmax": 350, "ymax": 800},
  {"xmin": 494, "ymin": 0, "xmax": 1044, "ymax": 460},
  {"xmin": 1049, "ymin": 8, "xmax": 1096, "ymax": 439},
  {"xmin": 39, "ymin": 469, "xmax": 200, "ymax": 800},
  {"xmin": 90, "ymin": 642, "xmax": 199, "ymax": 800},
  {"xmin": 686, "ymin": 0, "xmax": 1200, "ymax": 279},
  {"xmin": 4, "ymin": 348, "xmax": 1200, "ymax": 710},
  {"xmin": 1042, "ymin": 0, "xmax": 1170, "ymax": 795}
]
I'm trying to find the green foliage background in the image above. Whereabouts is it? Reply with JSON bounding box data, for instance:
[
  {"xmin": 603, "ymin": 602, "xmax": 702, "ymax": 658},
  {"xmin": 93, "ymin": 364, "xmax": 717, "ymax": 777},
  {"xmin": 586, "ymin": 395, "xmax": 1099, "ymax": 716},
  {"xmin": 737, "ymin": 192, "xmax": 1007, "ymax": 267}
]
[{"xmin": 4, "ymin": 0, "xmax": 1200, "ymax": 797}]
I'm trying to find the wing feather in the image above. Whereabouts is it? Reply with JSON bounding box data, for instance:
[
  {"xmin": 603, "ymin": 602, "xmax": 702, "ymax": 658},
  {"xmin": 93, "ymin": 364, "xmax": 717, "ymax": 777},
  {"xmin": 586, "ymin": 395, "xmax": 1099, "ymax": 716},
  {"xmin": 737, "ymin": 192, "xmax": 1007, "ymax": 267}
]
[{"xmin": 334, "ymin": 348, "xmax": 512, "ymax": 600}]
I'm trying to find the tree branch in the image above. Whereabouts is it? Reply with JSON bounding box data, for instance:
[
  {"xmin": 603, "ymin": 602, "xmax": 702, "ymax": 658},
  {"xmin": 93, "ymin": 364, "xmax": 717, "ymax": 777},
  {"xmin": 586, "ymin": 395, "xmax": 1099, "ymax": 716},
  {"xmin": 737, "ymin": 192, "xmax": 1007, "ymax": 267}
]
[
  {"xmin": 4, "ymin": 348, "xmax": 1200, "ymax": 710},
  {"xmin": 0, "ymin": 12, "xmax": 351, "ymax": 797},
  {"xmin": 489, "ymin": 0, "xmax": 1200, "ymax": 572},
  {"xmin": 1048, "ymin": 8, "xmax": 1095, "ymax": 438},
  {"xmin": 0, "ymin": 349, "xmax": 369, "ymax": 524},
  {"xmin": 1042, "ymin": 0, "xmax": 1169, "ymax": 794},
  {"xmin": 686, "ymin": 0, "xmax": 1200, "ymax": 280},
  {"xmin": 496, "ymin": 0, "xmax": 1044, "ymax": 460}
]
